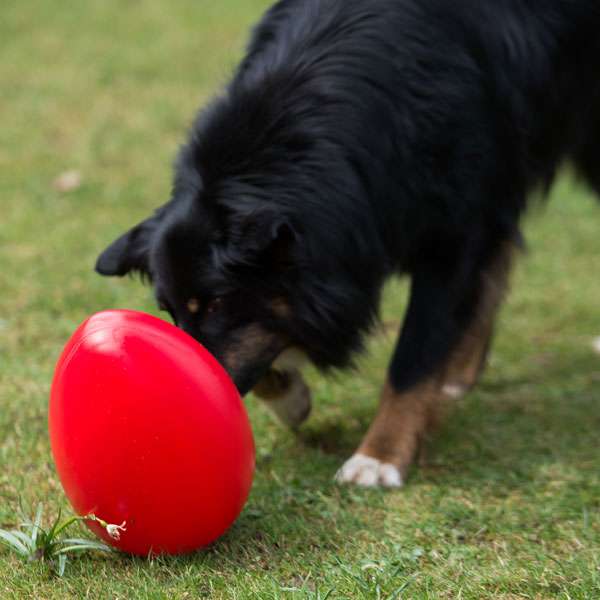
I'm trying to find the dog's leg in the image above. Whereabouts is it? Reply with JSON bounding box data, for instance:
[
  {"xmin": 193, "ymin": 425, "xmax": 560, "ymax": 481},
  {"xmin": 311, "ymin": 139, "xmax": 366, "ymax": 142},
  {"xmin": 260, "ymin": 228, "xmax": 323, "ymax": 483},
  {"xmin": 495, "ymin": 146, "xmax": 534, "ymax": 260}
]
[
  {"xmin": 336, "ymin": 237, "xmax": 515, "ymax": 487},
  {"xmin": 441, "ymin": 241, "xmax": 514, "ymax": 399},
  {"xmin": 253, "ymin": 368, "xmax": 312, "ymax": 428},
  {"xmin": 335, "ymin": 377, "xmax": 439, "ymax": 487},
  {"xmin": 252, "ymin": 349, "xmax": 311, "ymax": 429}
]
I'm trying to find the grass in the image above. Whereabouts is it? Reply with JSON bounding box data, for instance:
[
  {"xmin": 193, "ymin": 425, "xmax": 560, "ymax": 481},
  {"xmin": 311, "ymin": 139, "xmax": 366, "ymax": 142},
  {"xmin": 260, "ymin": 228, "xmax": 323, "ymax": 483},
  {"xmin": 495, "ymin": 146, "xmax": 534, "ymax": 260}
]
[
  {"xmin": 1, "ymin": 1, "xmax": 599, "ymax": 597},
  {"xmin": 0, "ymin": 503, "xmax": 115, "ymax": 577}
]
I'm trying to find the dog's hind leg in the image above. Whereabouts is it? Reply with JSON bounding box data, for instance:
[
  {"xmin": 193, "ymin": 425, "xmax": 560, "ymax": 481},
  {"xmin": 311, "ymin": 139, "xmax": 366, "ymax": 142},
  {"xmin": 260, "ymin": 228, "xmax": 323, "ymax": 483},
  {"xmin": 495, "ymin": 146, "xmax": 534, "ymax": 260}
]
[
  {"xmin": 336, "ymin": 237, "xmax": 516, "ymax": 487},
  {"xmin": 440, "ymin": 240, "xmax": 514, "ymax": 400}
]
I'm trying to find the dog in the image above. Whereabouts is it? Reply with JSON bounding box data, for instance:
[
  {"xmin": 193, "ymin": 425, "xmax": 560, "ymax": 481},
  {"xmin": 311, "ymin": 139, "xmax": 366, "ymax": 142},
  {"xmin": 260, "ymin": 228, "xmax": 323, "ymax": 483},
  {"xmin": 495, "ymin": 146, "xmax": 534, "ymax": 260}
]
[{"xmin": 96, "ymin": 0, "xmax": 600, "ymax": 488}]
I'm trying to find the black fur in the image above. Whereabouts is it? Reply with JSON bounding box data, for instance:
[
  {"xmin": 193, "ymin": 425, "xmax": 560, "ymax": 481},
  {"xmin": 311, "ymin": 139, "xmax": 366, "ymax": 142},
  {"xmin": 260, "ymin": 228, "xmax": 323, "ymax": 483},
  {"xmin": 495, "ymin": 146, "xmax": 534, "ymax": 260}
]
[{"xmin": 96, "ymin": 0, "xmax": 600, "ymax": 396}]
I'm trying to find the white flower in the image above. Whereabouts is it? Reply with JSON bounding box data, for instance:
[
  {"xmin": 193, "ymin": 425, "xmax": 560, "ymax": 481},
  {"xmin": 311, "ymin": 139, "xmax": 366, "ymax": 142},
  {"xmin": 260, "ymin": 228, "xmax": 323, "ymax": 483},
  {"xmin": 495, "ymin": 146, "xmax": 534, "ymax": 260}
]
[
  {"xmin": 84, "ymin": 514, "xmax": 127, "ymax": 540},
  {"xmin": 105, "ymin": 521, "xmax": 127, "ymax": 540}
]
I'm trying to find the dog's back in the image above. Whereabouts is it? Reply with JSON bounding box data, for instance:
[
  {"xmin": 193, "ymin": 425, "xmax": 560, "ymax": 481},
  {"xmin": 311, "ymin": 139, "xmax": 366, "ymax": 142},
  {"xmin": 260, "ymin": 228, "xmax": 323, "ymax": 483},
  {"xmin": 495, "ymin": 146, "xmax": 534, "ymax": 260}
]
[{"xmin": 192, "ymin": 0, "xmax": 600, "ymax": 267}]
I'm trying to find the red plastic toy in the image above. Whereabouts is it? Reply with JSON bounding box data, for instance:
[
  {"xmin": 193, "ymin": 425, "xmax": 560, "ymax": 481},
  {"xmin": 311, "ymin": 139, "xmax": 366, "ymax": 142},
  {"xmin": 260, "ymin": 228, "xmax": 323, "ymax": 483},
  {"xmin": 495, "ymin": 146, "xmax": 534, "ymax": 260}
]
[{"xmin": 49, "ymin": 310, "xmax": 255, "ymax": 555}]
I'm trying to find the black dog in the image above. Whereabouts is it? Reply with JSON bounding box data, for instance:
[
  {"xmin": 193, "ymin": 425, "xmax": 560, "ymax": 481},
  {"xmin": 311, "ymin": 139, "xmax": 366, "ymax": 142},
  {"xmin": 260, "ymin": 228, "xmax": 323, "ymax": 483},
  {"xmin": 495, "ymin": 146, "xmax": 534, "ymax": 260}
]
[{"xmin": 96, "ymin": 0, "xmax": 600, "ymax": 487}]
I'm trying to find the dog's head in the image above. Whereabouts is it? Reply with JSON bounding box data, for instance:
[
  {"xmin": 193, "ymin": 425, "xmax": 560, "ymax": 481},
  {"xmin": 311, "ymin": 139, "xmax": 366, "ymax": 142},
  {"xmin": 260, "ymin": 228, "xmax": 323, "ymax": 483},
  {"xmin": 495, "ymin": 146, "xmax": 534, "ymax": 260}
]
[
  {"xmin": 96, "ymin": 182, "xmax": 302, "ymax": 395},
  {"xmin": 96, "ymin": 81, "xmax": 382, "ymax": 391}
]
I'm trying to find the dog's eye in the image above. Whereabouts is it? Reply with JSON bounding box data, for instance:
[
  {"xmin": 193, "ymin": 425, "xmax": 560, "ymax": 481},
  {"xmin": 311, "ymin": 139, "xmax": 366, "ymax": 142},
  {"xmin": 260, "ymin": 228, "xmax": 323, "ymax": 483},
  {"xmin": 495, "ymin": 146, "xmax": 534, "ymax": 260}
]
[
  {"xmin": 186, "ymin": 298, "xmax": 200, "ymax": 314},
  {"xmin": 206, "ymin": 297, "xmax": 223, "ymax": 314}
]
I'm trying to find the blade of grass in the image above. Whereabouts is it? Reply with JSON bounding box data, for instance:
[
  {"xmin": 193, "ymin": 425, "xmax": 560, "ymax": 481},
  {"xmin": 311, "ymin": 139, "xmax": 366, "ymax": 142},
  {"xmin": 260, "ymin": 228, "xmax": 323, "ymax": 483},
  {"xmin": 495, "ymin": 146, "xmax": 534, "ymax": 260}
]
[
  {"xmin": 57, "ymin": 554, "xmax": 67, "ymax": 577},
  {"xmin": 0, "ymin": 530, "xmax": 30, "ymax": 556},
  {"xmin": 7, "ymin": 530, "xmax": 34, "ymax": 551},
  {"xmin": 55, "ymin": 544, "xmax": 114, "ymax": 554},
  {"xmin": 388, "ymin": 576, "xmax": 416, "ymax": 600},
  {"xmin": 46, "ymin": 507, "xmax": 63, "ymax": 542},
  {"xmin": 51, "ymin": 515, "xmax": 89, "ymax": 540},
  {"xmin": 333, "ymin": 557, "xmax": 370, "ymax": 590},
  {"xmin": 31, "ymin": 503, "xmax": 43, "ymax": 548},
  {"xmin": 58, "ymin": 538, "xmax": 114, "ymax": 552}
]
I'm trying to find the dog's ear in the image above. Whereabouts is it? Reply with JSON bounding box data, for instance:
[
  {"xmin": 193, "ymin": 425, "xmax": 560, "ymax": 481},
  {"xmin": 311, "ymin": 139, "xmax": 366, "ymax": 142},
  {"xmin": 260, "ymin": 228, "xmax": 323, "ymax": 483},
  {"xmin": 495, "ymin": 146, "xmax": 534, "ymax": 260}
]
[
  {"xmin": 264, "ymin": 219, "xmax": 297, "ymax": 266},
  {"xmin": 237, "ymin": 210, "xmax": 298, "ymax": 267},
  {"xmin": 95, "ymin": 212, "xmax": 163, "ymax": 277}
]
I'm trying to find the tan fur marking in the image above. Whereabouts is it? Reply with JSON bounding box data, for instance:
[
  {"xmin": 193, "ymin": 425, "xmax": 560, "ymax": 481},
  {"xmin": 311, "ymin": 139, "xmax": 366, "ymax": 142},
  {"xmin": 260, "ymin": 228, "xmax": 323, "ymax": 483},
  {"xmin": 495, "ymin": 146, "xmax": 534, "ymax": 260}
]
[
  {"xmin": 355, "ymin": 378, "xmax": 439, "ymax": 478},
  {"xmin": 186, "ymin": 298, "xmax": 200, "ymax": 314},
  {"xmin": 253, "ymin": 369, "xmax": 292, "ymax": 399},
  {"xmin": 442, "ymin": 240, "xmax": 515, "ymax": 396},
  {"xmin": 253, "ymin": 368, "xmax": 312, "ymax": 428},
  {"xmin": 221, "ymin": 324, "xmax": 276, "ymax": 373},
  {"xmin": 270, "ymin": 297, "xmax": 291, "ymax": 319},
  {"xmin": 441, "ymin": 330, "xmax": 490, "ymax": 397}
]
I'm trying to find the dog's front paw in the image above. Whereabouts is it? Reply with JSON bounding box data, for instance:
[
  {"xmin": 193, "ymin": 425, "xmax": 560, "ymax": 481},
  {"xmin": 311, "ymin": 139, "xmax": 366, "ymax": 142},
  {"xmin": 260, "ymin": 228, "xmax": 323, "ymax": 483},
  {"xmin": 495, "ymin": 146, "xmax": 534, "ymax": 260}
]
[
  {"xmin": 335, "ymin": 453, "xmax": 403, "ymax": 488},
  {"xmin": 253, "ymin": 368, "xmax": 312, "ymax": 429},
  {"xmin": 267, "ymin": 373, "xmax": 311, "ymax": 429}
]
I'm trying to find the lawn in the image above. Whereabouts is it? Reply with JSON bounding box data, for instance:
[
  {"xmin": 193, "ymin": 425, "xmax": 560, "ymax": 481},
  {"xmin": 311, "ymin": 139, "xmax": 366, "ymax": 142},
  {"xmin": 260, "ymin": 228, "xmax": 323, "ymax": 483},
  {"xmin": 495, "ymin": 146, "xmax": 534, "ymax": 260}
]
[{"xmin": 1, "ymin": 1, "xmax": 599, "ymax": 598}]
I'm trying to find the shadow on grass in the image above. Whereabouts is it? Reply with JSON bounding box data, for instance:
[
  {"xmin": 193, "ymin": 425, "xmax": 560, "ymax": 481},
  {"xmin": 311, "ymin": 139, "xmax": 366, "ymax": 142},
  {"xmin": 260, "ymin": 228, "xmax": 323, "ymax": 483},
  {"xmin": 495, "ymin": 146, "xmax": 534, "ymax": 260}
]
[
  {"xmin": 106, "ymin": 479, "xmax": 389, "ymax": 585},
  {"xmin": 419, "ymin": 351, "xmax": 600, "ymax": 491},
  {"xmin": 91, "ymin": 350, "xmax": 599, "ymax": 580},
  {"xmin": 294, "ymin": 349, "xmax": 600, "ymax": 495}
]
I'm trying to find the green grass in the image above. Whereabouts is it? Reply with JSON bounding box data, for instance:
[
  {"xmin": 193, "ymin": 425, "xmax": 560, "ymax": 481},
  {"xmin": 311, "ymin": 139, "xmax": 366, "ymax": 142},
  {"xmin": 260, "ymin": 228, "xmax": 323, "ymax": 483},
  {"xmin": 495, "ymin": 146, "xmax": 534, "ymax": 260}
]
[{"xmin": 1, "ymin": 1, "xmax": 599, "ymax": 597}]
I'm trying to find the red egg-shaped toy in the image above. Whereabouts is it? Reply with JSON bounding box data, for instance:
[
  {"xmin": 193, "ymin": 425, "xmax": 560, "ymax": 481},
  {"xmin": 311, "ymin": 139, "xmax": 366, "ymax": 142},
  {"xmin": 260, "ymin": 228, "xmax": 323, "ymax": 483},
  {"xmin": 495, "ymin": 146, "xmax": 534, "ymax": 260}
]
[{"xmin": 49, "ymin": 310, "xmax": 255, "ymax": 555}]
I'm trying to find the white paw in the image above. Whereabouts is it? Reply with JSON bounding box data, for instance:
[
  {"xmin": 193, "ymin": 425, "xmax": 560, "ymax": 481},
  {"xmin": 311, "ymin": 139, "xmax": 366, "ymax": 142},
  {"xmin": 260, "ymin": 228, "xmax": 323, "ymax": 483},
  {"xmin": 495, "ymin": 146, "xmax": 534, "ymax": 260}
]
[
  {"xmin": 335, "ymin": 453, "xmax": 403, "ymax": 488},
  {"xmin": 592, "ymin": 337, "xmax": 600, "ymax": 355},
  {"xmin": 441, "ymin": 383, "xmax": 468, "ymax": 398}
]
